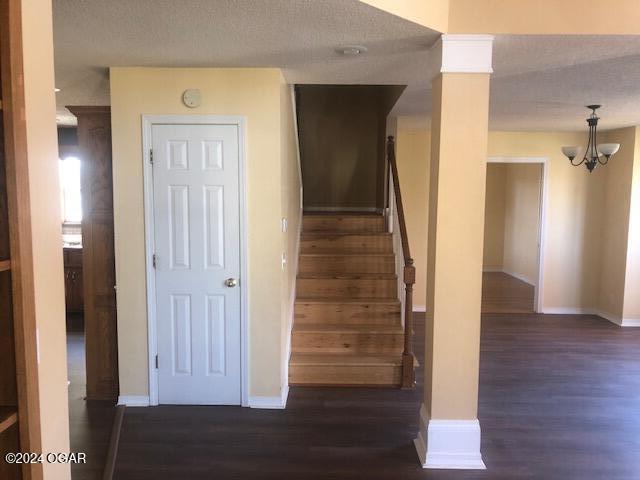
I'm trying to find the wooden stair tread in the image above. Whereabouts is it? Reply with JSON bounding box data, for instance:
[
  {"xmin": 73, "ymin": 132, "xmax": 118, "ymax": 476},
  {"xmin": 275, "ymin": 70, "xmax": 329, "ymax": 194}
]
[
  {"xmin": 299, "ymin": 249, "xmax": 393, "ymax": 254},
  {"xmin": 293, "ymin": 323, "xmax": 403, "ymax": 334},
  {"xmin": 302, "ymin": 212, "xmax": 383, "ymax": 217},
  {"xmin": 302, "ymin": 232, "xmax": 392, "ymax": 237},
  {"xmin": 300, "ymin": 253, "xmax": 394, "ymax": 257},
  {"xmin": 290, "ymin": 353, "xmax": 402, "ymax": 366},
  {"xmin": 296, "ymin": 297, "xmax": 400, "ymax": 304},
  {"xmin": 297, "ymin": 273, "xmax": 397, "ymax": 279}
]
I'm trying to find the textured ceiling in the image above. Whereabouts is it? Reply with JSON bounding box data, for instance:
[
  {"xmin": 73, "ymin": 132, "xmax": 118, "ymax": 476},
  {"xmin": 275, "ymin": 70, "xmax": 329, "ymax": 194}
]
[{"xmin": 53, "ymin": 1, "xmax": 640, "ymax": 131}]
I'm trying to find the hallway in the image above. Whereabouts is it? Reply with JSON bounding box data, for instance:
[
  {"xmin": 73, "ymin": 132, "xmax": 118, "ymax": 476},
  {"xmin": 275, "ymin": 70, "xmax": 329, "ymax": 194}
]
[
  {"xmin": 67, "ymin": 330, "xmax": 116, "ymax": 479},
  {"xmin": 482, "ymin": 272, "xmax": 535, "ymax": 314},
  {"xmin": 112, "ymin": 312, "xmax": 640, "ymax": 479}
]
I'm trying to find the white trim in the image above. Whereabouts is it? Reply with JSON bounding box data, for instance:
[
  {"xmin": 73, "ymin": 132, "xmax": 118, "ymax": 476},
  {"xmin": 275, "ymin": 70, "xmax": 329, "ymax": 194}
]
[
  {"xmin": 500, "ymin": 269, "xmax": 535, "ymax": 287},
  {"xmin": 589, "ymin": 308, "xmax": 620, "ymax": 325},
  {"xmin": 290, "ymin": 85, "xmax": 304, "ymax": 210},
  {"xmin": 248, "ymin": 386, "xmax": 289, "ymax": 409},
  {"xmin": 487, "ymin": 156, "xmax": 547, "ymax": 164},
  {"xmin": 413, "ymin": 305, "xmax": 426, "ymax": 313},
  {"xmin": 540, "ymin": 308, "xmax": 640, "ymax": 327},
  {"xmin": 482, "ymin": 267, "xmax": 503, "ymax": 273},
  {"xmin": 142, "ymin": 115, "xmax": 249, "ymax": 407},
  {"xmin": 282, "ymin": 212, "xmax": 302, "ymax": 402},
  {"xmin": 303, "ymin": 206, "xmax": 380, "ymax": 213},
  {"xmin": 414, "ymin": 405, "xmax": 485, "ymax": 470},
  {"xmin": 591, "ymin": 309, "xmax": 640, "ymax": 327},
  {"xmin": 541, "ymin": 307, "xmax": 591, "ymax": 315},
  {"xmin": 621, "ymin": 318, "xmax": 640, "ymax": 327},
  {"xmin": 429, "ymin": 34, "xmax": 494, "ymax": 79},
  {"xmin": 487, "ymin": 156, "xmax": 548, "ymax": 313},
  {"xmin": 117, "ymin": 395, "xmax": 150, "ymax": 407}
]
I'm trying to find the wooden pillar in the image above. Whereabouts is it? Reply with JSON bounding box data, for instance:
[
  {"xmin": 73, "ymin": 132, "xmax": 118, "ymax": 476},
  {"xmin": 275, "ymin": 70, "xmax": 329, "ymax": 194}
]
[
  {"xmin": 67, "ymin": 106, "xmax": 119, "ymax": 401},
  {"xmin": 415, "ymin": 35, "xmax": 493, "ymax": 470}
]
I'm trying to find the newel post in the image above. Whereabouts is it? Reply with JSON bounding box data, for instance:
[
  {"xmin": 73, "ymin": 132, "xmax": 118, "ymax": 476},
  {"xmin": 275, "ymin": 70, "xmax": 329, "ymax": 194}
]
[{"xmin": 401, "ymin": 260, "xmax": 416, "ymax": 389}]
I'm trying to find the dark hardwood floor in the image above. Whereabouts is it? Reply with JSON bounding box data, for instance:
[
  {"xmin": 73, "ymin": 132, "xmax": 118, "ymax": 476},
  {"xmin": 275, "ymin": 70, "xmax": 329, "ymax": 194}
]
[
  {"xmin": 113, "ymin": 313, "xmax": 640, "ymax": 480},
  {"xmin": 67, "ymin": 326, "xmax": 116, "ymax": 479},
  {"xmin": 482, "ymin": 272, "xmax": 535, "ymax": 314}
]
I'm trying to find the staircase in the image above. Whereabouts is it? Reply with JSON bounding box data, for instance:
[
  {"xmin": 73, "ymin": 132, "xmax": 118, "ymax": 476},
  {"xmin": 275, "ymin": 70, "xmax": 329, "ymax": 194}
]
[{"xmin": 289, "ymin": 213, "xmax": 406, "ymax": 386}]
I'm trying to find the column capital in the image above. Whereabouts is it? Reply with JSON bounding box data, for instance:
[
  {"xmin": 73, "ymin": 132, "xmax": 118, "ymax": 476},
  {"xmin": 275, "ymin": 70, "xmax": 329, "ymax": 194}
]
[{"xmin": 428, "ymin": 34, "xmax": 494, "ymax": 80}]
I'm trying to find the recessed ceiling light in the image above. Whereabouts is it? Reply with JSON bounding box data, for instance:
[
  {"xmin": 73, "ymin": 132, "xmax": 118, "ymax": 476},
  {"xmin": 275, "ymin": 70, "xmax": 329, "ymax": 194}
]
[
  {"xmin": 54, "ymin": 87, "xmax": 61, "ymax": 92},
  {"xmin": 337, "ymin": 45, "xmax": 367, "ymax": 56}
]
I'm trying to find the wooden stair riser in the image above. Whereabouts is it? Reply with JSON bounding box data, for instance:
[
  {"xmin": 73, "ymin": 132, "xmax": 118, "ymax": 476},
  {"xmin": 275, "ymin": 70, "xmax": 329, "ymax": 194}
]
[
  {"xmin": 300, "ymin": 234, "xmax": 393, "ymax": 254},
  {"xmin": 289, "ymin": 364, "xmax": 401, "ymax": 386},
  {"xmin": 303, "ymin": 215, "xmax": 386, "ymax": 233},
  {"xmin": 298, "ymin": 255, "xmax": 395, "ymax": 274},
  {"xmin": 292, "ymin": 331, "xmax": 404, "ymax": 354},
  {"xmin": 294, "ymin": 302, "xmax": 401, "ymax": 325},
  {"xmin": 296, "ymin": 277, "xmax": 397, "ymax": 299}
]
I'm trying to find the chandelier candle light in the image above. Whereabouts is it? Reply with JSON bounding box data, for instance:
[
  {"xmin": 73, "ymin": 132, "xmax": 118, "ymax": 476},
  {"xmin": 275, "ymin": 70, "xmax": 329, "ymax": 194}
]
[{"xmin": 561, "ymin": 105, "xmax": 620, "ymax": 172}]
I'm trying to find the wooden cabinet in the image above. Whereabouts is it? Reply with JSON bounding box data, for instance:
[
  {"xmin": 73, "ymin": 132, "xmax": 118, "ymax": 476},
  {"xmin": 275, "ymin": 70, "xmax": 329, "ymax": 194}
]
[
  {"xmin": 67, "ymin": 106, "xmax": 119, "ymax": 401},
  {"xmin": 63, "ymin": 248, "xmax": 83, "ymax": 313}
]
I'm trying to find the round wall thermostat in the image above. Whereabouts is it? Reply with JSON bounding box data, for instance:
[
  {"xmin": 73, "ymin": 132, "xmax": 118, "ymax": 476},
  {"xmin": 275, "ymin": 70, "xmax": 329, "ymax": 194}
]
[{"xmin": 182, "ymin": 89, "xmax": 202, "ymax": 108}]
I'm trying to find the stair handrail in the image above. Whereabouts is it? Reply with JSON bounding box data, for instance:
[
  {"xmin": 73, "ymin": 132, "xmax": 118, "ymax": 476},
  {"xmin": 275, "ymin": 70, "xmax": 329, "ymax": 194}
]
[{"xmin": 386, "ymin": 135, "xmax": 416, "ymax": 389}]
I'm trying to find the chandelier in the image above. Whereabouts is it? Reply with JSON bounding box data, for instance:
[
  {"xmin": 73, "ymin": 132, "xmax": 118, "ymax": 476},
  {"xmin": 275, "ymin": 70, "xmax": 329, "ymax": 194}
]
[{"xmin": 561, "ymin": 105, "xmax": 620, "ymax": 172}]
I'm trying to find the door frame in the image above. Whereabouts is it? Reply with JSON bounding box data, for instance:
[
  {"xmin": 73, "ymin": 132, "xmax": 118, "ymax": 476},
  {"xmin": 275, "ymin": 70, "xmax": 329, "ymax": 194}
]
[
  {"xmin": 486, "ymin": 156, "xmax": 549, "ymax": 313},
  {"xmin": 142, "ymin": 115, "xmax": 249, "ymax": 406}
]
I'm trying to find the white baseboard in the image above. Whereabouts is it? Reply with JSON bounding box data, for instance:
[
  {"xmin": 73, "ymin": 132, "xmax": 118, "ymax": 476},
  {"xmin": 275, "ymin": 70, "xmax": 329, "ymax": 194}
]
[
  {"xmin": 248, "ymin": 385, "xmax": 289, "ymax": 409},
  {"xmin": 621, "ymin": 318, "xmax": 640, "ymax": 327},
  {"xmin": 117, "ymin": 395, "xmax": 150, "ymax": 407},
  {"xmin": 591, "ymin": 310, "xmax": 640, "ymax": 327},
  {"xmin": 542, "ymin": 308, "xmax": 640, "ymax": 328},
  {"xmin": 413, "ymin": 305, "xmax": 426, "ymax": 313},
  {"xmin": 541, "ymin": 307, "xmax": 590, "ymax": 315},
  {"xmin": 414, "ymin": 404, "xmax": 486, "ymax": 470},
  {"xmin": 500, "ymin": 268, "xmax": 535, "ymax": 287},
  {"xmin": 590, "ymin": 308, "xmax": 621, "ymax": 325},
  {"xmin": 482, "ymin": 267, "xmax": 503, "ymax": 273}
]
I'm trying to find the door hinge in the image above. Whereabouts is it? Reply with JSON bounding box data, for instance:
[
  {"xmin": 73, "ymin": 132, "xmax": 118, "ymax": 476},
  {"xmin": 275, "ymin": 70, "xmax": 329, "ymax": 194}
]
[
  {"xmin": 155, "ymin": 355, "xmax": 158, "ymax": 369},
  {"xmin": 150, "ymin": 149, "xmax": 154, "ymax": 165},
  {"xmin": 152, "ymin": 254, "xmax": 157, "ymax": 269}
]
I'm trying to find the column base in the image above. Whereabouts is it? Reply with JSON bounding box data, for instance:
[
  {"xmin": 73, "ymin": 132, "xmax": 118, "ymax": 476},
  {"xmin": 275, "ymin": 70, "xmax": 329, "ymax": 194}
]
[{"xmin": 414, "ymin": 404, "xmax": 486, "ymax": 470}]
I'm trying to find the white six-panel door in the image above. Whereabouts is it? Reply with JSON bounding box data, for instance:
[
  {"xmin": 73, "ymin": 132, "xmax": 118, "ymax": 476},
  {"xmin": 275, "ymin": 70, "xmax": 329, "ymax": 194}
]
[{"xmin": 152, "ymin": 123, "xmax": 241, "ymax": 405}]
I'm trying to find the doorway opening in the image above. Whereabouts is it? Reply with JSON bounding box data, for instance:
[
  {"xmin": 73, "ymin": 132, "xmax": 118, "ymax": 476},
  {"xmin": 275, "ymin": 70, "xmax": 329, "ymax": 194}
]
[
  {"xmin": 58, "ymin": 119, "xmax": 120, "ymax": 478},
  {"xmin": 482, "ymin": 158, "xmax": 547, "ymax": 314}
]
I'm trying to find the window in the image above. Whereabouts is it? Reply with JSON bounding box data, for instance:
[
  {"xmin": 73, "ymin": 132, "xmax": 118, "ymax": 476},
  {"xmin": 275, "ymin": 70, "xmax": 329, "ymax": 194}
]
[{"xmin": 59, "ymin": 156, "xmax": 82, "ymax": 245}]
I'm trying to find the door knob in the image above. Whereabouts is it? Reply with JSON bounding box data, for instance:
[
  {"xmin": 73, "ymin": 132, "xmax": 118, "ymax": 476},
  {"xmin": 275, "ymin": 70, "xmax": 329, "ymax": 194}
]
[{"xmin": 225, "ymin": 278, "xmax": 238, "ymax": 288}]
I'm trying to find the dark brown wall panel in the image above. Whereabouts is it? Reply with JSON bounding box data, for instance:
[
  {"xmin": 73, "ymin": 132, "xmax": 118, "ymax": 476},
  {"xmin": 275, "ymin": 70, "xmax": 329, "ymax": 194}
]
[
  {"xmin": 68, "ymin": 106, "xmax": 119, "ymax": 402},
  {"xmin": 296, "ymin": 85, "xmax": 404, "ymax": 211}
]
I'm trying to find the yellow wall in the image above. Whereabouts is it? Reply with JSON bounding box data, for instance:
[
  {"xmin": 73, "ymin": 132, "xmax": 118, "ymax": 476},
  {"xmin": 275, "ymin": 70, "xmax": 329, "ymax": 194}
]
[
  {"xmin": 624, "ymin": 128, "xmax": 640, "ymax": 320},
  {"xmin": 363, "ymin": 0, "xmax": 640, "ymax": 34},
  {"xmin": 448, "ymin": 0, "xmax": 640, "ymax": 34},
  {"xmin": 425, "ymin": 73, "xmax": 490, "ymax": 420},
  {"xmin": 359, "ymin": 0, "xmax": 449, "ymax": 33},
  {"xmin": 280, "ymin": 83, "xmax": 302, "ymax": 387},
  {"xmin": 490, "ymin": 133, "xmax": 606, "ymax": 310},
  {"xmin": 22, "ymin": 0, "xmax": 71, "ymax": 477},
  {"xmin": 502, "ymin": 163, "xmax": 542, "ymax": 285},
  {"xmin": 598, "ymin": 128, "xmax": 636, "ymax": 319},
  {"xmin": 396, "ymin": 123, "xmax": 605, "ymax": 312},
  {"xmin": 483, "ymin": 164, "xmax": 506, "ymax": 270},
  {"xmin": 110, "ymin": 68, "xmax": 300, "ymax": 400},
  {"xmin": 396, "ymin": 119, "xmax": 430, "ymax": 309}
]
